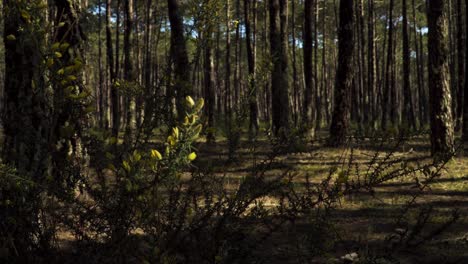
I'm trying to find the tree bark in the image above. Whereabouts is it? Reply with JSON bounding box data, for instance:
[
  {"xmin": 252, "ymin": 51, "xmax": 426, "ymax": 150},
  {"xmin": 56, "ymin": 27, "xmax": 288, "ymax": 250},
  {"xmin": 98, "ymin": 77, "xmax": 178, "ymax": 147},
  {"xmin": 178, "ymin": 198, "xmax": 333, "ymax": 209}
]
[
  {"xmin": 427, "ymin": 0, "xmax": 455, "ymax": 156},
  {"xmin": 124, "ymin": 0, "xmax": 136, "ymax": 144},
  {"xmin": 245, "ymin": 0, "xmax": 259, "ymax": 137},
  {"xmin": 303, "ymin": 0, "xmax": 314, "ymax": 136},
  {"xmin": 168, "ymin": 0, "xmax": 191, "ymax": 120},
  {"xmin": 382, "ymin": 0, "xmax": 394, "ymax": 130},
  {"xmin": 402, "ymin": 0, "xmax": 416, "ymax": 130},
  {"xmin": 329, "ymin": 0, "xmax": 354, "ymax": 146},
  {"xmin": 269, "ymin": 0, "xmax": 290, "ymax": 138}
]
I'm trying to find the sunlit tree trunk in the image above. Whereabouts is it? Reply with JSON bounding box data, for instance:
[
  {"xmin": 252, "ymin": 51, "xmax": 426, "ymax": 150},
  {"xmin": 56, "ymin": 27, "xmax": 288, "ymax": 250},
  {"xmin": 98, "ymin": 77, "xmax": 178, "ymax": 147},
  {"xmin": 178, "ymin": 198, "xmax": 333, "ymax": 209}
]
[{"xmin": 427, "ymin": 0, "xmax": 455, "ymax": 156}]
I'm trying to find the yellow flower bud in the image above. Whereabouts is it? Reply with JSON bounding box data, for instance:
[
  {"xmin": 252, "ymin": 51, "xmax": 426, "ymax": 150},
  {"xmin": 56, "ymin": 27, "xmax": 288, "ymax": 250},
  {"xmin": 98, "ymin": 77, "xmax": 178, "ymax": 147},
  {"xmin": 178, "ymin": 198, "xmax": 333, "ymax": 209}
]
[
  {"xmin": 195, "ymin": 98, "xmax": 204, "ymax": 112},
  {"xmin": 172, "ymin": 127, "xmax": 179, "ymax": 139},
  {"xmin": 186, "ymin": 96, "xmax": 195, "ymax": 107},
  {"xmin": 188, "ymin": 152, "xmax": 197, "ymax": 161}
]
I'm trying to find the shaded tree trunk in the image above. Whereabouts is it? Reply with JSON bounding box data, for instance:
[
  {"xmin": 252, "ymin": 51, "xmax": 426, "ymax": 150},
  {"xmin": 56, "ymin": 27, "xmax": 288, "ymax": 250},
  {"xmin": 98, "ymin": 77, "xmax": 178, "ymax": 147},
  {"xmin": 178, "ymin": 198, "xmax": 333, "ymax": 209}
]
[
  {"xmin": 402, "ymin": 0, "xmax": 416, "ymax": 130},
  {"xmin": 168, "ymin": 0, "xmax": 191, "ymax": 120},
  {"xmin": 269, "ymin": 0, "xmax": 290, "ymax": 138},
  {"xmin": 244, "ymin": 0, "xmax": 259, "ymax": 137},
  {"xmin": 107, "ymin": 0, "xmax": 120, "ymax": 137},
  {"xmin": 329, "ymin": 0, "xmax": 354, "ymax": 146},
  {"xmin": 303, "ymin": 0, "xmax": 314, "ymax": 137},
  {"xmin": 124, "ymin": 0, "xmax": 136, "ymax": 144},
  {"xmin": 382, "ymin": 0, "xmax": 394, "ymax": 130}
]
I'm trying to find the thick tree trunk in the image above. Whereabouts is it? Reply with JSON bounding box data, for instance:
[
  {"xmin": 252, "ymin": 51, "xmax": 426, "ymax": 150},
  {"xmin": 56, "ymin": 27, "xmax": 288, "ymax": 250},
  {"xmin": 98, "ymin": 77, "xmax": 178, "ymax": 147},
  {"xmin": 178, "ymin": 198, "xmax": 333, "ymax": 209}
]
[
  {"xmin": 168, "ymin": 0, "xmax": 191, "ymax": 120},
  {"xmin": 269, "ymin": 0, "xmax": 290, "ymax": 138},
  {"xmin": 427, "ymin": 0, "xmax": 455, "ymax": 157},
  {"xmin": 463, "ymin": 0, "xmax": 468, "ymax": 142},
  {"xmin": 329, "ymin": 0, "xmax": 354, "ymax": 146},
  {"xmin": 456, "ymin": 0, "xmax": 464, "ymax": 131}
]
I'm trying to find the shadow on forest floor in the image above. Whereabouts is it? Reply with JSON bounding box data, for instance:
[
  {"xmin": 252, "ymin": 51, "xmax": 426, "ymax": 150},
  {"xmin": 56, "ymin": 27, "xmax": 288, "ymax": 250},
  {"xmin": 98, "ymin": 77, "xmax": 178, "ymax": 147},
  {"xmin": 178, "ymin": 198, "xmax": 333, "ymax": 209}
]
[{"xmin": 188, "ymin": 133, "xmax": 468, "ymax": 263}]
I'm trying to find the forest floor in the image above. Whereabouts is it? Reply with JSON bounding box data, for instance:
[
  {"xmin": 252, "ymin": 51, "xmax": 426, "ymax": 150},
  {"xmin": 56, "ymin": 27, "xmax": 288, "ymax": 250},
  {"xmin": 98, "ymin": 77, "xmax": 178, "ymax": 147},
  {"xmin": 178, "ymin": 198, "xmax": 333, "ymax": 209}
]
[{"xmin": 191, "ymin": 133, "xmax": 468, "ymax": 263}]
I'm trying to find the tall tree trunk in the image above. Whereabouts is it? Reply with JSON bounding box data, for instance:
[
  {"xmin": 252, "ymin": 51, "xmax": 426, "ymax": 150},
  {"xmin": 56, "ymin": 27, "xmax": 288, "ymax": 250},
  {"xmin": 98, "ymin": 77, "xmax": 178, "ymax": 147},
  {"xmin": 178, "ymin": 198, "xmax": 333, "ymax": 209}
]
[
  {"xmin": 245, "ymin": 0, "xmax": 259, "ymax": 136},
  {"xmin": 269, "ymin": 0, "xmax": 290, "ymax": 138},
  {"xmin": 107, "ymin": 0, "xmax": 120, "ymax": 137},
  {"xmin": 462, "ymin": 0, "xmax": 468, "ymax": 142},
  {"xmin": 124, "ymin": 0, "xmax": 136, "ymax": 144},
  {"xmin": 427, "ymin": 0, "xmax": 455, "ymax": 157},
  {"xmin": 314, "ymin": 0, "xmax": 321, "ymax": 132},
  {"xmin": 203, "ymin": 3, "xmax": 216, "ymax": 143},
  {"xmin": 168, "ymin": 0, "xmax": 191, "ymax": 120},
  {"xmin": 456, "ymin": 0, "xmax": 464, "ymax": 131},
  {"xmin": 98, "ymin": 0, "xmax": 105, "ymax": 128},
  {"xmin": 303, "ymin": 0, "xmax": 314, "ymax": 137},
  {"xmin": 368, "ymin": 0, "xmax": 377, "ymax": 129},
  {"xmin": 402, "ymin": 0, "xmax": 416, "ymax": 130},
  {"xmin": 225, "ymin": 0, "xmax": 232, "ymax": 125},
  {"xmin": 291, "ymin": 0, "xmax": 298, "ymax": 125},
  {"xmin": 329, "ymin": 0, "xmax": 354, "ymax": 146},
  {"xmin": 382, "ymin": 0, "xmax": 394, "ymax": 130}
]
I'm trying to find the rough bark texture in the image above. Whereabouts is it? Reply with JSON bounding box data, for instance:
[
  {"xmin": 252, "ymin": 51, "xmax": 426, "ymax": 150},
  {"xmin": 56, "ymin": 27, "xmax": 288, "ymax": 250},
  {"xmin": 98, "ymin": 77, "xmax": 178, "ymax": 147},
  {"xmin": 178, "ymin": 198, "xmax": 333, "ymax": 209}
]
[
  {"xmin": 329, "ymin": 0, "xmax": 354, "ymax": 146},
  {"xmin": 269, "ymin": 0, "xmax": 290, "ymax": 138},
  {"xmin": 427, "ymin": 0, "xmax": 455, "ymax": 156},
  {"xmin": 463, "ymin": 0, "xmax": 468, "ymax": 141},
  {"xmin": 456, "ymin": 0, "xmax": 464, "ymax": 131}
]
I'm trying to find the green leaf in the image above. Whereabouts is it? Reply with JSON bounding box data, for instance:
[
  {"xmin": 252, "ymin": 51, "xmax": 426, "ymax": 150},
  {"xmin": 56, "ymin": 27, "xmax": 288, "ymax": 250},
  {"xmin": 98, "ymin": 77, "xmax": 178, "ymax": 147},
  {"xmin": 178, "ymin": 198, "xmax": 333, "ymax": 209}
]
[{"xmin": 122, "ymin": 160, "xmax": 131, "ymax": 172}]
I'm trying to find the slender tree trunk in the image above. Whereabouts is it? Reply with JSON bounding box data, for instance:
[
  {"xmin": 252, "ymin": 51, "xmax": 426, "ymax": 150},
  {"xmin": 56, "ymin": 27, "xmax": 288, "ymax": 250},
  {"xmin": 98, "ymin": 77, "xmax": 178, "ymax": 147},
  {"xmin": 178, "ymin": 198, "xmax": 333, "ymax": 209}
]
[
  {"xmin": 329, "ymin": 0, "xmax": 354, "ymax": 146},
  {"xmin": 314, "ymin": 0, "xmax": 321, "ymax": 132},
  {"xmin": 368, "ymin": 0, "xmax": 377, "ymax": 129},
  {"xmin": 244, "ymin": 0, "xmax": 259, "ymax": 136},
  {"xmin": 382, "ymin": 0, "xmax": 394, "ymax": 131},
  {"xmin": 291, "ymin": 0, "xmax": 298, "ymax": 125},
  {"xmin": 108, "ymin": 0, "xmax": 120, "ymax": 137},
  {"xmin": 124, "ymin": 0, "xmax": 136, "ymax": 144},
  {"xmin": 427, "ymin": 0, "xmax": 455, "ymax": 156},
  {"xmin": 225, "ymin": 0, "xmax": 232, "ymax": 125},
  {"xmin": 303, "ymin": 0, "xmax": 314, "ymax": 137},
  {"xmin": 402, "ymin": 0, "xmax": 416, "ymax": 130},
  {"xmin": 203, "ymin": 3, "xmax": 216, "ymax": 143}
]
